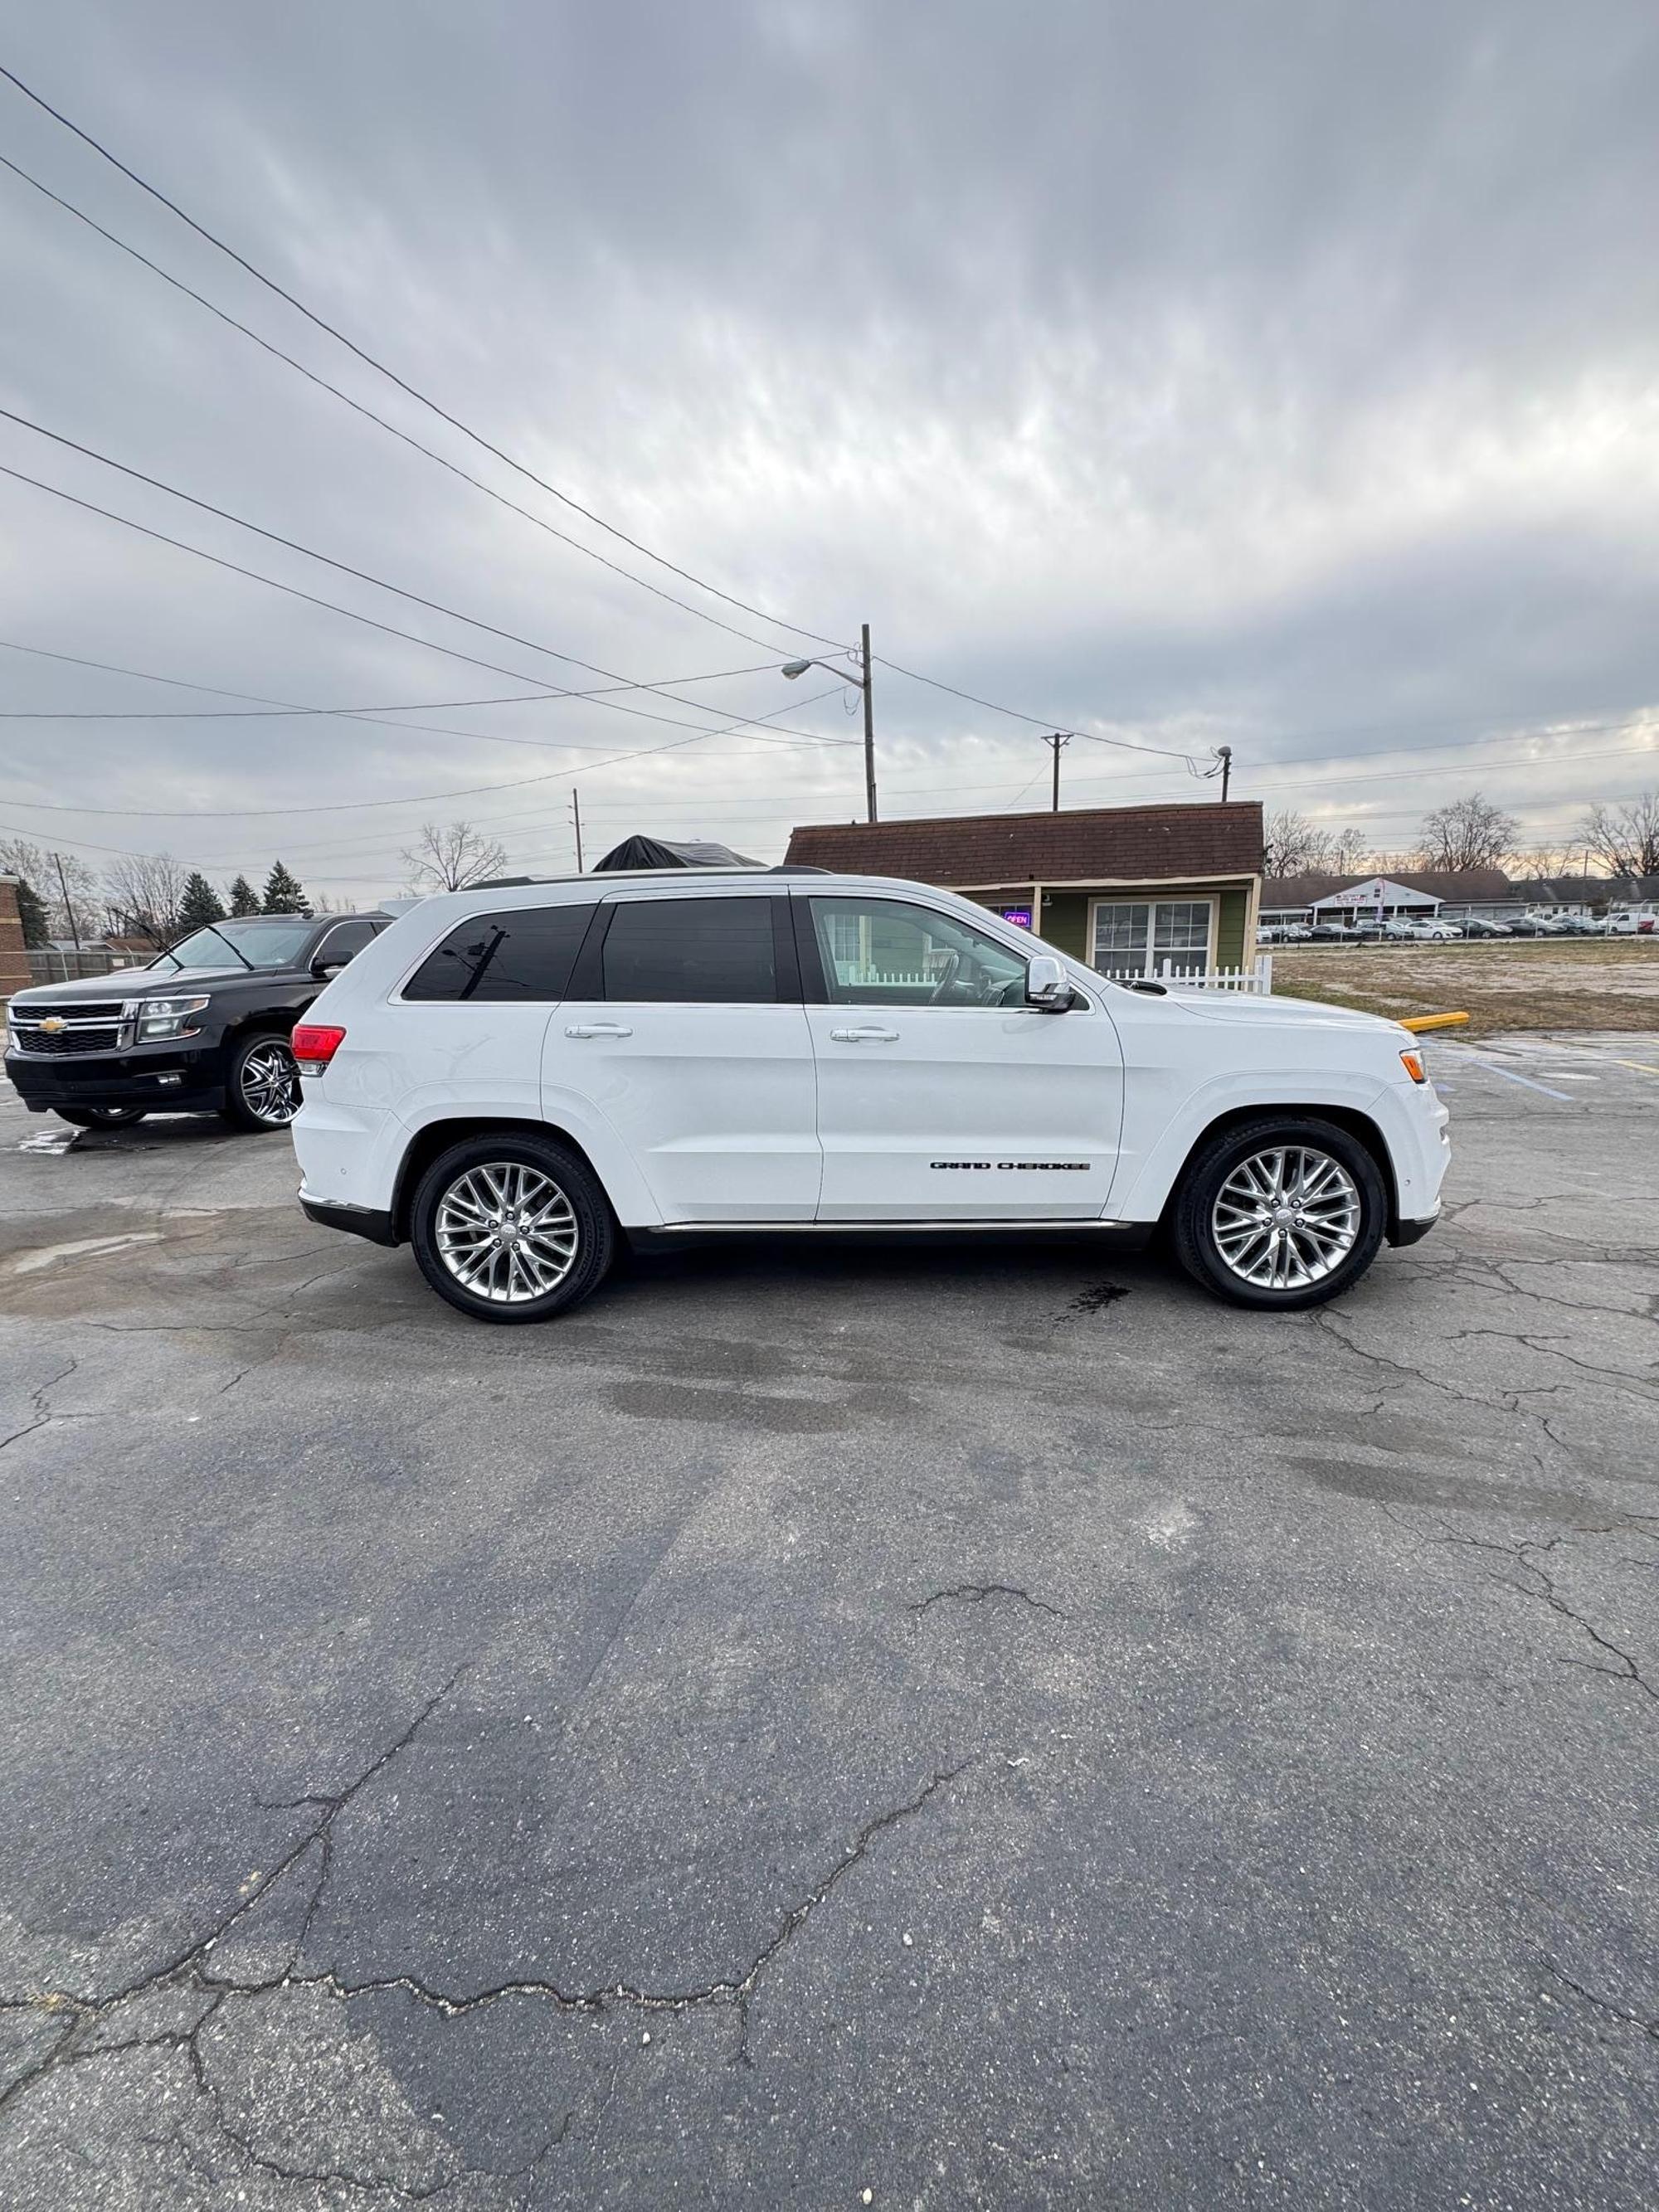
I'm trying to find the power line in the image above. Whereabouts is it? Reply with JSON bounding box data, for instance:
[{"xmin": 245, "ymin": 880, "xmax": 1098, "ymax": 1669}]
[
  {"xmin": 0, "ymin": 148, "xmax": 824, "ymax": 662},
  {"xmin": 0, "ymin": 639, "xmax": 778, "ymax": 716},
  {"xmin": 0, "ymin": 406, "xmax": 858, "ymax": 751},
  {"xmin": 873, "ymin": 654, "xmax": 1202, "ymax": 765},
  {"xmin": 0, "ymin": 455, "xmax": 851, "ymax": 753},
  {"xmin": 0, "ymin": 65, "xmax": 846, "ymax": 652},
  {"xmin": 0, "ymin": 684, "xmax": 848, "ymax": 819}
]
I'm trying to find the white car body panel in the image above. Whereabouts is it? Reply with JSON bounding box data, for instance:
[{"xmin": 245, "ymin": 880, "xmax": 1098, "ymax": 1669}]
[
  {"xmin": 292, "ymin": 872, "xmax": 1450, "ymax": 1247},
  {"xmin": 804, "ymin": 999, "xmax": 1121, "ymax": 1221}
]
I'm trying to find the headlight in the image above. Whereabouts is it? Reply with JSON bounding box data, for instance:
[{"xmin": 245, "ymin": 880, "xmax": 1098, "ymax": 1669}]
[{"xmin": 137, "ymin": 994, "xmax": 211, "ymax": 1039}]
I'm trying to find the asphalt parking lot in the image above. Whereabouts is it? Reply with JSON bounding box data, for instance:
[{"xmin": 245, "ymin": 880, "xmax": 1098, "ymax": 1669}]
[{"xmin": 2, "ymin": 1037, "xmax": 1655, "ymax": 2210}]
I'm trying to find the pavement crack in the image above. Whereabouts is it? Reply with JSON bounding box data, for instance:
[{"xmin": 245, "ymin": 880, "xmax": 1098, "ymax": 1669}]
[
  {"xmin": 0, "ymin": 1354, "xmax": 79, "ymax": 1454},
  {"xmin": 1547, "ymin": 1965, "xmax": 1659, "ymax": 2041},
  {"xmin": 910, "ymin": 1583, "xmax": 1065, "ymax": 1620}
]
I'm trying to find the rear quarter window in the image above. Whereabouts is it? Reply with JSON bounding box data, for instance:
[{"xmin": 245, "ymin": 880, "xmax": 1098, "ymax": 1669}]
[
  {"xmin": 601, "ymin": 896, "xmax": 777, "ymax": 1003},
  {"xmin": 401, "ymin": 905, "xmax": 596, "ymax": 1001}
]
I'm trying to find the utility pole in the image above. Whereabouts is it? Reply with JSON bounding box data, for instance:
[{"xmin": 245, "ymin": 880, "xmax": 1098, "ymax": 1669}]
[
  {"xmin": 1214, "ymin": 745, "xmax": 1233, "ymax": 802},
  {"xmin": 860, "ymin": 622, "xmax": 878, "ymax": 824},
  {"xmin": 1044, "ymin": 732, "xmax": 1070, "ymax": 812},
  {"xmin": 52, "ymin": 849, "xmax": 80, "ymax": 950},
  {"xmin": 781, "ymin": 627, "xmax": 877, "ymax": 821},
  {"xmin": 570, "ymin": 787, "xmax": 584, "ymax": 873}
]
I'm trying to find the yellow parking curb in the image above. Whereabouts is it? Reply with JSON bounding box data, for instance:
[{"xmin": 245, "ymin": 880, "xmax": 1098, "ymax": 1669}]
[{"xmin": 1398, "ymin": 1011, "xmax": 1471, "ymax": 1033}]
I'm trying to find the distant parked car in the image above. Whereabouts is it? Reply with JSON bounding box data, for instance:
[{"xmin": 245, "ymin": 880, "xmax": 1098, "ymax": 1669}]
[
  {"xmin": 5, "ymin": 912, "xmax": 392, "ymax": 1131},
  {"xmin": 1460, "ymin": 916, "xmax": 1511, "ymax": 939},
  {"xmin": 1607, "ymin": 911, "xmax": 1657, "ymax": 936},
  {"xmin": 1306, "ymin": 924, "xmax": 1351, "ymax": 942},
  {"xmin": 1407, "ymin": 919, "xmax": 1461, "ymax": 941}
]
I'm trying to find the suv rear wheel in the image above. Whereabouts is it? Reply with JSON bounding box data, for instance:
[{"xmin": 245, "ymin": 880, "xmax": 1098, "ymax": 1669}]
[
  {"xmin": 1171, "ymin": 1116, "xmax": 1386, "ymax": 1310},
  {"xmin": 410, "ymin": 1134, "xmax": 615, "ymax": 1324},
  {"xmin": 222, "ymin": 1032, "xmax": 302, "ymax": 1132}
]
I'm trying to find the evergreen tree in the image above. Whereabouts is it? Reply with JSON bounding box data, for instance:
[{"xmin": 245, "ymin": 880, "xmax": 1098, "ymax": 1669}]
[
  {"xmin": 261, "ymin": 860, "xmax": 308, "ymax": 914},
  {"xmin": 178, "ymin": 872, "xmax": 226, "ymax": 929},
  {"xmin": 227, "ymin": 875, "xmax": 261, "ymax": 916},
  {"xmin": 14, "ymin": 877, "xmax": 51, "ymax": 949}
]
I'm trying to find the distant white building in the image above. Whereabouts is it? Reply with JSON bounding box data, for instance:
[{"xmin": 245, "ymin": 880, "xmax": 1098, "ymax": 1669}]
[{"xmin": 1309, "ymin": 876, "xmax": 1441, "ymax": 924}]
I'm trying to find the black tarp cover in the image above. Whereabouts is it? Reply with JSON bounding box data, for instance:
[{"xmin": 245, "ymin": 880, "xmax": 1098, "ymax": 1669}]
[{"xmin": 591, "ymin": 836, "xmax": 761, "ymax": 871}]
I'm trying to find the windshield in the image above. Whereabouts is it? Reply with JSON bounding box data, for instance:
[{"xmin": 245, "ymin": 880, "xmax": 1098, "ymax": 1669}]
[{"xmin": 148, "ymin": 921, "xmax": 314, "ymax": 973}]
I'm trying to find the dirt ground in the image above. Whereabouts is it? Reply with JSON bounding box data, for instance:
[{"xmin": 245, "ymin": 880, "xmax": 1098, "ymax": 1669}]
[{"xmin": 1271, "ymin": 937, "xmax": 1659, "ymax": 1032}]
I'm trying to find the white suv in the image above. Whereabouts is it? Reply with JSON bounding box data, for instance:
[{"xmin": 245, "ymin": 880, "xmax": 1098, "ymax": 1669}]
[{"xmin": 289, "ymin": 871, "xmax": 1449, "ymax": 1320}]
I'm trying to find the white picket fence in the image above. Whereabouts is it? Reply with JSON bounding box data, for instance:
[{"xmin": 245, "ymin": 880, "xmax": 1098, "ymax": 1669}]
[{"xmin": 1155, "ymin": 955, "xmax": 1273, "ymax": 994}]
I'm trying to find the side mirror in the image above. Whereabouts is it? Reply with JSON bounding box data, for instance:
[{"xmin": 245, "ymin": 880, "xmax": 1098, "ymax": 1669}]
[
  {"xmin": 312, "ymin": 958, "xmax": 348, "ymax": 980},
  {"xmin": 1025, "ymin": 954, "xmax": 1073, "ymax": 1012}
]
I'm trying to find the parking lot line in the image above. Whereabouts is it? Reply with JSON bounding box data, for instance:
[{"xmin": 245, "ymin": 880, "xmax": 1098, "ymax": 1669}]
[{"xmin": 1452, "ymin": 1053, "xmax": 1575, "ymax": 1100}]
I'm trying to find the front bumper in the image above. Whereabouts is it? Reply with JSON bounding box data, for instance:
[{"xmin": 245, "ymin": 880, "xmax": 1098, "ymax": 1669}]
[
  {"xmin": 4, "ymin": 1045, "xmax": 226, "ymax": 1114},
  {"xmin": 1388, "ymin": 1213, "xmax": 1439, "ymax": 1248}
]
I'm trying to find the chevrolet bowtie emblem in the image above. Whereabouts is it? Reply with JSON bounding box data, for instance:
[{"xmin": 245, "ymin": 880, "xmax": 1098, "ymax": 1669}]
[{"xmin": 39, "ymin": 1017, "xmax": 67, "ymax": 1034}]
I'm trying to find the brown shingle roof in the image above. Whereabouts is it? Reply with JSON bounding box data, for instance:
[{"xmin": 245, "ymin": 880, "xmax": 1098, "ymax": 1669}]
[
  {"xmin": 1262, "ymin": 868, "xmax": 1511, "ymax": 907},
  {"xmin": 785, "ymin": 800, "xmax": 1262, "ymax": 885}
]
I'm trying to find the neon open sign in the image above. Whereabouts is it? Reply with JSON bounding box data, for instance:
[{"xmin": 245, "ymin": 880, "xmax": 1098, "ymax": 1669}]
[{"xmin": 999, "ymin": 905, "xmax": 1034, "ymax": 930}]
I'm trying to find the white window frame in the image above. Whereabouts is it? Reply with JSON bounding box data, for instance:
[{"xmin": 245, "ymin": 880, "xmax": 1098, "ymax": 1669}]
[{"xmin": 1087, "ymin": 895, "xmax": 1218, "ymax": 977}]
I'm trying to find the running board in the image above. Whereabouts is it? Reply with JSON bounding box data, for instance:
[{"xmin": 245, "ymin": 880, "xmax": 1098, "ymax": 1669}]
[{"xmin": 627, "ymin": 1218, "xmax": 1152, "ymax": 1250}]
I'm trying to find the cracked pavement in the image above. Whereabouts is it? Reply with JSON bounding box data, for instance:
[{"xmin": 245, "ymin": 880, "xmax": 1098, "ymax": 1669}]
[{"xmin": 0, "ymin": 1033, "xmax": 1655, "ymax": 2207}]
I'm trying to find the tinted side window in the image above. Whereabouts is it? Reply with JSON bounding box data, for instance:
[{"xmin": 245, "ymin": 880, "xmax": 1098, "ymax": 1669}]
[
  {"xmin": 314, "ymin": 920, "xmax": 375, "ymax": 967},
  {"xmin": 601, "ymin": 897, "xmax": 776, "ymax": 1004},
  {"xmin": 402, "ymin": 905, "xmax": 595, "ymax": 1002}
]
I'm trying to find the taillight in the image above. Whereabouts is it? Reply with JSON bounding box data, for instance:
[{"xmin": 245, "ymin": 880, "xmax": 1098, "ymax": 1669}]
[{"xmin": 292, "ymin": 1023, "xmax": 346, "ymax": 1077}]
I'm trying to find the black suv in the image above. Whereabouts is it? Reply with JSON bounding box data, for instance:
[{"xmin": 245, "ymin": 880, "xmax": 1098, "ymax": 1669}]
[{"xmin": 4, "ymin": 912, "xmax": 391, "ymax": 1133}]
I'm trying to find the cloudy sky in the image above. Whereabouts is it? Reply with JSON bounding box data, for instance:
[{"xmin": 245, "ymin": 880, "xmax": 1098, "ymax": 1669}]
[{"xmin": 2, "ymin": 0, "xmax": 1657, "ymax": 902}]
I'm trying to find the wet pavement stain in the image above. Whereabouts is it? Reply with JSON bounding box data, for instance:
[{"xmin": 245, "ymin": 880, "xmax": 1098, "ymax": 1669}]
[{"xmin": 1068, "ymin": 1282, "xmax": 1131, "ymax": 1315}]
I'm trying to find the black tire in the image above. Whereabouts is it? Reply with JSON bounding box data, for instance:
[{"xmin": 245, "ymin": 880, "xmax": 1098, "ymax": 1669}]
[
  {"xmin": 410, "ymin": 1133, "xmax": 615, "ymax": 1325},
  {"xmin": 1170, "ymin": 1115, "xmax": 1387, "ymax": 1310},
  {"xmin": 221, "ymin": 1031, "xmax": 302, "ymax": 1132},
  {"xmin": 54, "ymin": 1105, "xmax": 148, "ymax": 1130}
]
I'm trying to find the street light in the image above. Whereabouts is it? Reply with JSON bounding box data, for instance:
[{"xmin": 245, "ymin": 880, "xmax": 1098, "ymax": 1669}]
[{"xmin": 782, "ymin": 622, "xmax": 878, "ymax": 823}]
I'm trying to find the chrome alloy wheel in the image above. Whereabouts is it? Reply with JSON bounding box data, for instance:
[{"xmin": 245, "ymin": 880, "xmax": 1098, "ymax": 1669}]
[
  {"xmin": 434, "ymin": 1162, "xmax": 579, "ymax": 1304},
  {"xmin": 1211, "ymin": 1145, "xmax": 1362, "ymax": 1291},
  {"xmin": 240, "ymin": 1039, "xmax": 301, "ymax": 1125}
]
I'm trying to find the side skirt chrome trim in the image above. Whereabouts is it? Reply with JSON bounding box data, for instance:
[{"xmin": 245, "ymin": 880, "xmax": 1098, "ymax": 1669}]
[{"xmin": 647, "ymin": 1218, "xmax": 1144, "ymax": 1234}]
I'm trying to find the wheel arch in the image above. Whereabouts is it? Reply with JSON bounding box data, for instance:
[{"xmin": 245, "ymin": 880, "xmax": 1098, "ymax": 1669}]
[
  {"xmin": 1161, "ymin": 1103, "xmax": 1400, "ymax": 1236},
  {"xmin": 390, "ymin": 1116, "xmax": 613, "ymax": 1242}
]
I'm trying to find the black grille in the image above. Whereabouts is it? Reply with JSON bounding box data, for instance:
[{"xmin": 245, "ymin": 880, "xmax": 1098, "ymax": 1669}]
[{"xmin": 10, "ymin": 1001, "xmax": 128, "ymax": 1057}]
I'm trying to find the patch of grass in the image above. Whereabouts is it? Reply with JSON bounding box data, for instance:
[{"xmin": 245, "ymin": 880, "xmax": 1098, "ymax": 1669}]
[{"xmin": 1269, "ymin": 940, "xmax": 1659, "ymax": 1033}]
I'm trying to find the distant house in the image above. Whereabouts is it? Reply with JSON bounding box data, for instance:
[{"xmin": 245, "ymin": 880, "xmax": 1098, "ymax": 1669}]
[{"xmin": 783, "ymin": 802, "xmax": 1264, "ymax": 978}]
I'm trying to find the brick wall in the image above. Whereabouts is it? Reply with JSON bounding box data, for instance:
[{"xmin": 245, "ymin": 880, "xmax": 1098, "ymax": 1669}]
[{"xmin": 0, "ymin": 878, "xmax": 29, "ymax": 1004}]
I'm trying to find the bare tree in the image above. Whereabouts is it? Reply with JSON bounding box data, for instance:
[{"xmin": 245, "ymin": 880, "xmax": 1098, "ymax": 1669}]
[
  {"xmin": 1415, "ymin": 794, "xmax": 1519, "ymax": 873},
  {"xmin": 103, "ymin": 851, "xmax": 189, "ymax": 944},
  {"xmin": 1579, "ymin": 793, "xmax": 1659, "ymax": 880},
  {"xmin": 1262, "ymin": 809, "xmax": 1321, "ymax": 878},
  {"xmin": 400, "ymin": 820, "xmax": 509, "ymax": 894},
  {"xmin": 0, "ymin": 837, "xmax": 103, "ymax": 942},
  {"xmin": 1262, "ymin": 809, "xmax": 1373, "ymax": 878},
  {"xmin": 1507, "ymin": 842, "xmax": 1569, "ymax": 883}
]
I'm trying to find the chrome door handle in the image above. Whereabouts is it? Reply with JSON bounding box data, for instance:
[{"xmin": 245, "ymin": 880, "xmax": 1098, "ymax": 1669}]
[
  {"xmin": 564, "ymin": 1023, "xmax": 633, "ymax": 1038},
  {"xmin": 829, "ymin": 1025, "xmax": 899, "ymax": 1043}
]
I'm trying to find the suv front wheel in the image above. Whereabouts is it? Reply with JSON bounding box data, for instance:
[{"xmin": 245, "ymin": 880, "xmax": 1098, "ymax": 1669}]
[
  {"xmin": 1171, "ymin": 1116, "xmax": 1386, "ymax": 1310},
  {"xmin": 410, "ymin": 1134, "xmax": 615, "ymax": 1324}
]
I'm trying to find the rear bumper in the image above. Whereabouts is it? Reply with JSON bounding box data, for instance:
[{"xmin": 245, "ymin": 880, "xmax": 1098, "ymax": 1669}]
[
  {"xmin": 4, "ymin": 1046, "xmax": 225, "ymax": 1113},
  {"xmin": 299, "ymin": 1187, "xmax": 399, "ymax": 1247}
]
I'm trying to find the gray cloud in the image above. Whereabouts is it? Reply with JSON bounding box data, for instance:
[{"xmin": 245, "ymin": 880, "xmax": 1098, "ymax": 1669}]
[{"xmin": 2, "ymin": 0, "xmax": 1656, "ymax": 897}]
